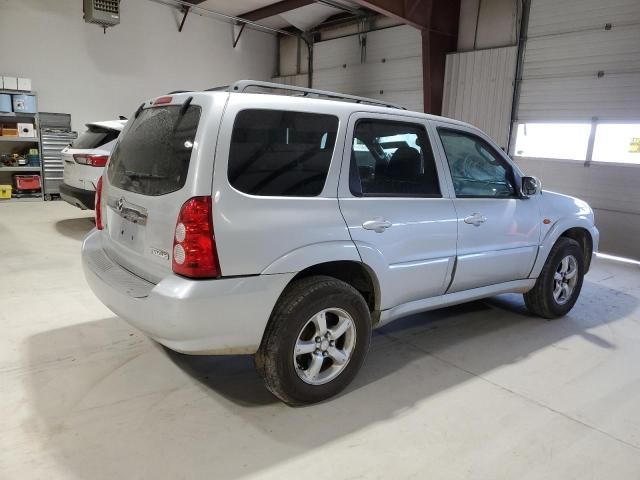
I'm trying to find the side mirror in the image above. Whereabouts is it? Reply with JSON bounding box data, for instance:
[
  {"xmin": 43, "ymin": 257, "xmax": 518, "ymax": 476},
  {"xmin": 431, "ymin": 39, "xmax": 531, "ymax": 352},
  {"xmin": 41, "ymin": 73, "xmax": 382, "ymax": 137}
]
[{"xmin": 521, "ymin": 176, "xmax": 542, "ymax": 197}]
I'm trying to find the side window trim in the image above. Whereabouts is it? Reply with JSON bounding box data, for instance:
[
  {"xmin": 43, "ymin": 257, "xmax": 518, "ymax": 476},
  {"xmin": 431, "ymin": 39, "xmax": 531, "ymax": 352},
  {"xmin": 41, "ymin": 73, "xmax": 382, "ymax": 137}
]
[
  {"xmin": 434, "ymin": 125, "xmax": 520, "ymax": 199},
  {"xmin": 345, "ymin": 115, "xmax": 443, "ymax": 199}
]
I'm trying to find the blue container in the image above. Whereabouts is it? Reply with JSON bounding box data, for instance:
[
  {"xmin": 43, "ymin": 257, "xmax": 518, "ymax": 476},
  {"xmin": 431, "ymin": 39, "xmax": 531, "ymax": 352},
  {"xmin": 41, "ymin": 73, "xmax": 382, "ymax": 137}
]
[
  {"xmin": 27, "ymin": 154, "xmax": 40, "ymax": 167},
  {"xmin": 0, "ymin": 94, "xmax": 11, "ymax": 113},
  {"xmin": 12, "ymin": 94, "xmax": 37, "ymax": 113}
]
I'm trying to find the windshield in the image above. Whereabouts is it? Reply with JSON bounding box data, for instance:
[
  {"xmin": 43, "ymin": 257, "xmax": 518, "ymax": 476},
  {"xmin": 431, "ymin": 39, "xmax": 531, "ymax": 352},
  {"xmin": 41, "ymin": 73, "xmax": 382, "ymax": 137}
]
[{"xmin": 107, "ymin": 104, "xmax": 201, "ymax": 196}]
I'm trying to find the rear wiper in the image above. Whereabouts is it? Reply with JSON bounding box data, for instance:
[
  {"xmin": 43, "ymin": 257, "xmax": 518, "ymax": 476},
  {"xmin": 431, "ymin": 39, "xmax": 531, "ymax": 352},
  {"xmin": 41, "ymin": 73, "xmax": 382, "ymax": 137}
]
[{"xmin": 125, "ymin": 170, "xmax": 168, "ymax": 180}]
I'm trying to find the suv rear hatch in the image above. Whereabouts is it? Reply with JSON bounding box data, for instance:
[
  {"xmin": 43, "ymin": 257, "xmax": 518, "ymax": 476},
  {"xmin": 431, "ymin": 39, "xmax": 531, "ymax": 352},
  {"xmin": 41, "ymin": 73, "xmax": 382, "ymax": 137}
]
[
  {"xmin": 100, "ymin": 94, "xmax": 222, "ymax": 283},
  {"xmin": 63, "ymin": 123, "xmax": 122, "ymax": 190}
]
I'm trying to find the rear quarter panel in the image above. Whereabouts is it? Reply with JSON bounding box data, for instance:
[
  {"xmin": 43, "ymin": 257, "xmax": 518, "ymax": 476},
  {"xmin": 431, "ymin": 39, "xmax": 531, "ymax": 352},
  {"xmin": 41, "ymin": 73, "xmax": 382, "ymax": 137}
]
[{"xmin": 211, "ymin": 94, "xmax": 355, "ymax": 276}]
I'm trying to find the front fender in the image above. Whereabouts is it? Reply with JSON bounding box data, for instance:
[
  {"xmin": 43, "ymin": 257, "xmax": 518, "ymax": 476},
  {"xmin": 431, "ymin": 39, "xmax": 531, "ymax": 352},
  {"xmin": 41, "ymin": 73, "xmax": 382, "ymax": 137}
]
[
  {"xmin": 529, "ymin": 216, "xmax": 599, "ymax": 278},
  {"xmin": 260, "ymin": 241, "xmax": 362, "ymax": 275}
]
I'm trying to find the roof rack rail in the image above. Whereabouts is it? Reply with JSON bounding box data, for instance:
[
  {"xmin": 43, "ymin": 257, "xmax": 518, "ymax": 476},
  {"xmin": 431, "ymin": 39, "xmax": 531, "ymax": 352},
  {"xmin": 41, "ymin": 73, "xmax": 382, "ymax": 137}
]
[{"xmin": 215, "ymin": 80, "xmax": 407, "ymax": 110}]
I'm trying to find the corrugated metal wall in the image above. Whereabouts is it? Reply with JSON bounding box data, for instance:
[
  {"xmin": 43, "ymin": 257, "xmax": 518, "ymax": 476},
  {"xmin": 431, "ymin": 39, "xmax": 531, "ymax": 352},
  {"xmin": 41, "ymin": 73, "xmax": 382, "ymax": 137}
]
[
  {"xmin": 441, "ymin": 46, "xmax": 517, "ymax": 148},
  {"xmin": 312, "ymin": 25, "xmax": 424, "ymax": 112},
  {"xmin": 517, "ymin": 0, "xmax": 640, "ymax": 122}
]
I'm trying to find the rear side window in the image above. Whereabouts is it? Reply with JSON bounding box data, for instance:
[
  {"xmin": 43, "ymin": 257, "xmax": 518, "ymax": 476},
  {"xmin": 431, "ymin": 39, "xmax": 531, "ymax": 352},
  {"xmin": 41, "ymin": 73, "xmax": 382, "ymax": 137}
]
[
  {"xmin": 350, "ymin": 119, "xmax": 441, "ymax": 197},
  {"xmin": 107, "ymin": 105, "xmax": 201, "ymax": 196},
  {"xmin": 72, "ymin": 126, "xmax": 120, "ymax": 149},
  {"xmin": 228, "ymin": 109, "xmax": 338, "ymax": 196}
]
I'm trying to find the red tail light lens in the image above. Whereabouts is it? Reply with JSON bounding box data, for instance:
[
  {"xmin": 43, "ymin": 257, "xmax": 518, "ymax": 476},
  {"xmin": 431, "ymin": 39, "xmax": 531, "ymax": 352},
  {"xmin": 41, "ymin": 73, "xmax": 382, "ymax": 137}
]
[
  {"xmin": 95, "ymin": 176, "xmax": 104, "ymax": 230},
  {"xmin": 74, "ymin": 154, "xmax": 109, "ymax": 167},
  {"xmin": 172, "ymin": 196, "xmax": 220, "ymax": 278}
]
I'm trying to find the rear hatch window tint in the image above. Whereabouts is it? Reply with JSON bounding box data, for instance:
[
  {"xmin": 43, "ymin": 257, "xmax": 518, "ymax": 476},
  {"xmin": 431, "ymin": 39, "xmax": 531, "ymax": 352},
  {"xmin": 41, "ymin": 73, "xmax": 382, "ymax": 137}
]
[
  {"xmin": 228, "ymin": 109, "xmax": 338, "ymax": 196},
  {"xmin": 72, "ymin": 125, "xmax": 120, "ymax": 149},
  {"xmin": 107, "ymin": 104, "xmax": 201, "ymax": 196}
]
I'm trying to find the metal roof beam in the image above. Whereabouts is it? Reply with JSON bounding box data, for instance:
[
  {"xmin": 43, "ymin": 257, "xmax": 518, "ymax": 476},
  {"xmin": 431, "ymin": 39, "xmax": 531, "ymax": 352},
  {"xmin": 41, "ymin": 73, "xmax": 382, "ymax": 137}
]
[{"xmin": 239, "ymin": 0, "xmax": 316, "ymax": 22}]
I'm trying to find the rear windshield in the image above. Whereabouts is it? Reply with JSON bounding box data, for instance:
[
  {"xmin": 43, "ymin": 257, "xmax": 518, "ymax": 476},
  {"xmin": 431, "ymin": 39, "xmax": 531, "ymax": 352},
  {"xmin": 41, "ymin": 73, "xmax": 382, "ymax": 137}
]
[
  {"xmin": 107, "ymin": 104, "xmax": 201, "ymax": 196},
  {"xmin": 228, "ymin": 109, "xmax": 338, "ymax": 196},
  {"xmin": 72, "ymin": 125, "xmax": 120, "ymax": 149}
]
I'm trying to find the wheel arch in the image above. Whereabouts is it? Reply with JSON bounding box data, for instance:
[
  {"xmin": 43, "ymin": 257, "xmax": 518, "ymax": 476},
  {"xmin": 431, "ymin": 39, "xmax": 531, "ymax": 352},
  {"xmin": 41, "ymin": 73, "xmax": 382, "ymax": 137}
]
[
  {"xmin": 531, "ymin": 220, "xmax": 596, "ymax": 278},
  {"xmin": 559, "ymin": 227, "xmax": 594, "ymax": 272},
  {"xmin": 289, "ymin": 260, "xmax": 381, "ymax": 313}
]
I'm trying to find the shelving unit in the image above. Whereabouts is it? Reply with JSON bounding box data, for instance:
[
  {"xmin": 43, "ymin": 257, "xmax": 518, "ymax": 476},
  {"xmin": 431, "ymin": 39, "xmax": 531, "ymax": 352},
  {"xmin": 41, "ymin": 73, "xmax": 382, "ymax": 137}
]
[
  {"xmin": 0, "ymin": 90, "xmax": 42, "ymax": 202},
  {"xmin": 0, "ymin": 137, "xmax": 39, "ymax": 143}
]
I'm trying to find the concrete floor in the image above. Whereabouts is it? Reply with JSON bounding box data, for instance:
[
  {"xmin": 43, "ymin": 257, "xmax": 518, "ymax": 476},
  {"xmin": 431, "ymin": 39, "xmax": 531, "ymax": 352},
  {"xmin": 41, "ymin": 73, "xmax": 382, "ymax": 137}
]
[{"xmin": 1, "ymin": 201, "xmax": 640, "ymax": 480}]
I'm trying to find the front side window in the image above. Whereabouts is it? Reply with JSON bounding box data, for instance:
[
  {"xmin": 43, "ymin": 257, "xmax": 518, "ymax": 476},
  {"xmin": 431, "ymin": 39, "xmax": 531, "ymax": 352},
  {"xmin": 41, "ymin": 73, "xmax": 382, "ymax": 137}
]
[
  {"xmin": 228, "ymin": 109, "xmax": 338, "ymax": 197},
  {"xmin": 438, "ymin": 128, "xmax": 516, "ymax": 198},
  {"xmin": 350, "ymin": 120, "xmax": 441, "ymax": 197}
]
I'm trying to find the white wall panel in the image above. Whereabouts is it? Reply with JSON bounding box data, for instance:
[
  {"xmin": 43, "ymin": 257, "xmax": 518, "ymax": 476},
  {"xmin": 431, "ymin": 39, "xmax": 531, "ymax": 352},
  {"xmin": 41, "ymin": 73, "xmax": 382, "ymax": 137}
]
[
  {"xmin": 312, "ymin": 25, "xmax": 423, "ymax": 112},
  {"xmin": 442, "ymin": 46, "xmax": 517, "ymax": 148},
  {"xmin": 518, "ymin": 74, "xmax": 640, "ymax": 122},
  {"xmin": 518, "ymin": 0, "xmax": 640, "ymax": 122},
  {"xmin": 0, "ymin": 0, "xmax": 276, "ymax": 131},
  {"xmin": 528, "ymin": 0, "xmax": 640, "ymax": 38},
  {"xmin": 523, "ymin": 25, "xmax": 640, "ymax": 78}
]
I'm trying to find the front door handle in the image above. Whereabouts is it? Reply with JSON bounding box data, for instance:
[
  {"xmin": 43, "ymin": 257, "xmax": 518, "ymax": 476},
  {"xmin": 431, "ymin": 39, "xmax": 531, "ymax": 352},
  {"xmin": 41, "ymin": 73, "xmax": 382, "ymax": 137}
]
[
  {"xmin": 362, "ymin": 218, "xmax": 392, "ymax": 233},
  {"xmin": 464, "ymin": 213, "xmax": 487, "ymax": 226}
]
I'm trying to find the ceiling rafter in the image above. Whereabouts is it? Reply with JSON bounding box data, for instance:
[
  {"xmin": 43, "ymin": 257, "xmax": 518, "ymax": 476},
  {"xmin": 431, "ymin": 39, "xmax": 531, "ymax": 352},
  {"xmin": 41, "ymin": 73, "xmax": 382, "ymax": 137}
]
[{"xmin": 239, "ymin": 0, "xmax": 316, "ymax": 22}]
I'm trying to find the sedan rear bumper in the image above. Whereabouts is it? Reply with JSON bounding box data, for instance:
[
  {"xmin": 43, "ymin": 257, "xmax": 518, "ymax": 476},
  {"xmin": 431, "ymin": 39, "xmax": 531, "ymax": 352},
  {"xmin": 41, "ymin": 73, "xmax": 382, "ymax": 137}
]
[
  {"xmin": 82, "ymin": 229, "xmax": 294, "ymax": 355},
  {"xmin": 60, "ymin": 182, "xmax": 95, "ymax": 210}
]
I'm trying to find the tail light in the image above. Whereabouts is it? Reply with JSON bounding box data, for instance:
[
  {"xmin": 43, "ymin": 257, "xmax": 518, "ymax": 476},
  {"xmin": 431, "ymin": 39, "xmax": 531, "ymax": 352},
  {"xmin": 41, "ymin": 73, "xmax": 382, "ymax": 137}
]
[
  {"xmin": 95, "ymin": 176, "xmax": 104, "ymax": 230},
  {"xmin": 172, "ymin": 196, "xmax": 220, "ymax": 278},
  {"xmin": 74, "ymin": 154, "xmax": 109, "ymax": 167}
]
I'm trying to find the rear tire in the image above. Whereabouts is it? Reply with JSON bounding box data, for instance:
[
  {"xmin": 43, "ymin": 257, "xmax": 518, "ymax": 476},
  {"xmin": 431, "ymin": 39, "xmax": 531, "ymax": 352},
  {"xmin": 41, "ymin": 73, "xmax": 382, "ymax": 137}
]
[
  {"xmin": 256, "ymin": 275, "xmax": 371, "ymax": 406},
  {"xmin": 524, "ymin": 237, "xmax": 584, "ymax": 319}
]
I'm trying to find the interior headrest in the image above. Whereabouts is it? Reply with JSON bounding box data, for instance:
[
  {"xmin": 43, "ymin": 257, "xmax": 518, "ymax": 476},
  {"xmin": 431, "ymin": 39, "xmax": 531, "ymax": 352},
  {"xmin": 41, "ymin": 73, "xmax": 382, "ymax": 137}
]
[{"xmin": 387, "ymin": 146, "xmax": 421, "ymax": 180}]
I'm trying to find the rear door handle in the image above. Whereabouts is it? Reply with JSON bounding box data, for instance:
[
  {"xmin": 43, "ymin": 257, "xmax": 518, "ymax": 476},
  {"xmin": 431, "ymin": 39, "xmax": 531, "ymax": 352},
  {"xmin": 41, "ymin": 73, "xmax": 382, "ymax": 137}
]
[
  {"xmin": 464, "ymin": 213, "xmax": 487, "ymax": 226},
  {"xmin": 362, "ymin": 218, "xmax": 392, "ymax": 233}
]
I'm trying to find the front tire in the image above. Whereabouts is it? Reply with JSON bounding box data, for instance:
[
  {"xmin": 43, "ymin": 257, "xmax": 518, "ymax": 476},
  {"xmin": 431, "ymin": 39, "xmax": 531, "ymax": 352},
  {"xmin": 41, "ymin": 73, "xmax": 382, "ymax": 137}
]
[
  {"xmin": 256, "ymin": 275, "xmax": 372, "ymax": 406},
  {"xmin": 524, "ymin": 237, "xmax": 585, "ymax": 319}
]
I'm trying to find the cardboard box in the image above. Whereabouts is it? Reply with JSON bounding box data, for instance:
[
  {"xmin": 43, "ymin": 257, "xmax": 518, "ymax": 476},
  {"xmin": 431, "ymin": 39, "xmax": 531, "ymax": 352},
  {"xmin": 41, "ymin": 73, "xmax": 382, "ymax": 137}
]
[
  {"xmin": 2, "ymin": 76, "xmax": 18, "ymax": 90},
  {"xmin": 17, "ymin": 78, "xmax": 32, "ymax": 91}
]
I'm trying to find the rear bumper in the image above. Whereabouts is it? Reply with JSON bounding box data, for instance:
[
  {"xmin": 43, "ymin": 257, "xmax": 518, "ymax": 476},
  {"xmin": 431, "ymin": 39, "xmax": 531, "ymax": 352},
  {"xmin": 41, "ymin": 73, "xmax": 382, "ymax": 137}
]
[
  {"xmin": 81, "ymin": 229, "xmax": 294, "ymax": 355},
  {"xmin": 60, "ymin": 182, "xmax": 95, "ymax": 210}
]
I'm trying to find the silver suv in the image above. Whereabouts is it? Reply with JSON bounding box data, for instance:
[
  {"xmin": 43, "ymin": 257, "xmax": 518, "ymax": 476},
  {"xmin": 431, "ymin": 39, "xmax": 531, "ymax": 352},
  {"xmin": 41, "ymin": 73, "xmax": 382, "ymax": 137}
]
[{"xmin": 82, "ymin": 81, "xmax": 599, "ymax": 405}]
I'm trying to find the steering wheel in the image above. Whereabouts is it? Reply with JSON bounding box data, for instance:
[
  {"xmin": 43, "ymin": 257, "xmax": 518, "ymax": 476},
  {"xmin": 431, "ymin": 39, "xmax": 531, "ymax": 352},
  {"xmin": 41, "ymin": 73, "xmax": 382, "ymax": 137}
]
[{"xmin": 460, "ymin": 153, "xmax": 488, "ymax": 179}]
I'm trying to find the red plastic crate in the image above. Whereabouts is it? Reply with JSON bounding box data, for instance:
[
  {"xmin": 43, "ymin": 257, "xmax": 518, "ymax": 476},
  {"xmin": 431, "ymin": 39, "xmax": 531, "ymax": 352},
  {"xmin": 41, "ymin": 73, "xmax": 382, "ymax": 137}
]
[{"xmin": 13, "ymin": 174, "xmax": 41, "ymax": 191}]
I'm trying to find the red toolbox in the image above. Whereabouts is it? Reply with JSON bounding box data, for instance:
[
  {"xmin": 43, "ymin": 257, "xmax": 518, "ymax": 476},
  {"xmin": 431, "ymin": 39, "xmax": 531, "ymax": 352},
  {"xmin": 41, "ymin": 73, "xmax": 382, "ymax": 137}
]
[{"xmin": 13, "ymin": 174, "xmax": 42, "ymax": 191}]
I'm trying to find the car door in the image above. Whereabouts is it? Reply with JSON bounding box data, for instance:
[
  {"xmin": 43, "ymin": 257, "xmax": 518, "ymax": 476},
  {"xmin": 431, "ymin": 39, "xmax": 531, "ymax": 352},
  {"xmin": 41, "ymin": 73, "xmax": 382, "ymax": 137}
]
[
  {"xmin": 430, "ymin": 122, "xmax": 541, "ymax": 292},
  {"xmin": 338, "ymin": 113, "xmax": 458, "ymax": 311}
]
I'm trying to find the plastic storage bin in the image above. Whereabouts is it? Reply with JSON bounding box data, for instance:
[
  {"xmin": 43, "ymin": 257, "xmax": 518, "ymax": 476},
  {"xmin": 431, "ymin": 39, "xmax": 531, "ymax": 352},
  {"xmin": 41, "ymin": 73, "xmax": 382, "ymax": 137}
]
[
  {"xmin": 0, "ymin": 94, "xmax": 11, "ymax": 113},
  {"xmin": 12, "ymin": 94, "xmax": 37, "ymax": 113},
  {"xmin": 13, "ymin": 175, "xmax": 41, "ymax": 191},
  {"xmin": 0, "ymin": 185, "xmax": 11, "ymax": 199}
]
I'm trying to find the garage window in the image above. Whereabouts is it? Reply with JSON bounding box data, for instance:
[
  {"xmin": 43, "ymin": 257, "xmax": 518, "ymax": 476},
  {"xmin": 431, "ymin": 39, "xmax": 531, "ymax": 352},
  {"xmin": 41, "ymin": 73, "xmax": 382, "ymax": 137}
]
[
  {"xmin": 514, "ymin": 123, "xmax": 591, "ymax": 161},
  {"xmin": 228, "ymin": 109, "xmax": 338, "ymax": 197},
  {"xmin": 592, "ymin": 124, "xmax": 640, "ymax": 164}
]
